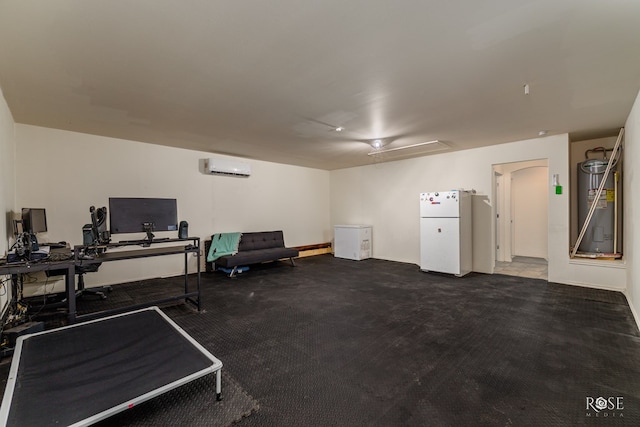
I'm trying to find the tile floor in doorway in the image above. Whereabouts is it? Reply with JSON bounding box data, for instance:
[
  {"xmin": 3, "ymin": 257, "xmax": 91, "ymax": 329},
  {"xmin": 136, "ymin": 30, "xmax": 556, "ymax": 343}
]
[{"xmin": 494, "ymin": 256, "xmax": 548, "ymax": 280}]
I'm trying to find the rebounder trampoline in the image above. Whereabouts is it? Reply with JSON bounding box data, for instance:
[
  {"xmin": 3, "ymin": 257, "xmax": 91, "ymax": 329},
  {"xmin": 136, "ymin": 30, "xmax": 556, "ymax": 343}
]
[{"xmin": 0, "ymin": 306, "xmax": 222, "ymax": 426}]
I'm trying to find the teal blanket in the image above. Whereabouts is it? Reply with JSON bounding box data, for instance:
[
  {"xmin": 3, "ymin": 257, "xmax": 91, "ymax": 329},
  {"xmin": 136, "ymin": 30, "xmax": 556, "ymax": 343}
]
[{"xmin": 207, "ymin": 232, "xmax": 242, "ymax": 262}]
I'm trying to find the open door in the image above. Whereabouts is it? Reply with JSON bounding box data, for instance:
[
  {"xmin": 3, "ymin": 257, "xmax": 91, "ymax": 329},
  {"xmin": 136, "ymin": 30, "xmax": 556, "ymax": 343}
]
[
  {"xmin": 511, "ymin": 166, "xmax": 548, "ymax": 259},
  {"xmin": 495, "ymin": 172, "xmax": 503, "ymax": 262}
]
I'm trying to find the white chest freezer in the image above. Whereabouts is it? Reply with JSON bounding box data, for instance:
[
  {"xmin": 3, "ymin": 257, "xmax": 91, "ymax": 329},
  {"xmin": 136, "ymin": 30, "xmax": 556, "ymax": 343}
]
[{"xmin": 334, "ymin": 225, "xmax": 372, "ymax": 261}]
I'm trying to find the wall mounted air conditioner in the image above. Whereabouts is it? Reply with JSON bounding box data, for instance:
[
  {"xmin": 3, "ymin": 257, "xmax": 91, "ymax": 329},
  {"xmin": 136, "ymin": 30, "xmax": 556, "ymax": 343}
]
[{"xmin": 206, "ymin": 158, "xmax": 251, "ymax": 177}]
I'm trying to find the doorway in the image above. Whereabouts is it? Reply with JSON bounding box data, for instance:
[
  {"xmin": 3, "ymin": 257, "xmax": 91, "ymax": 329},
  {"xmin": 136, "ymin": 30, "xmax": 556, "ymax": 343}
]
[
  {"xmin": 493, "ymin": 160, "xmax": 548, "ymax": 280},
  {"xmin": 512, "ymin": 166, "xmax": 548, "ymax": 258}
]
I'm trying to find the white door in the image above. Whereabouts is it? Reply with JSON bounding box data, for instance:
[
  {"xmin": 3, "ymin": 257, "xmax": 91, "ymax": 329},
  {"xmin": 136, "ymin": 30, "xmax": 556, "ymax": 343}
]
[
  {"xmin": 511, "ymin": 166, "xmax": 548, "ymax": 258},
  {"xmin": 495, "ymin": 172, "xmax": 503, "ymax": 262}
]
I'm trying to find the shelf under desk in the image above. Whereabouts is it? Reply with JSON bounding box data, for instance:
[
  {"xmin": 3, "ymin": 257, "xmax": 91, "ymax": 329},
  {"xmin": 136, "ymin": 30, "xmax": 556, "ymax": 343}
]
[{"xmin": 78, "ymin": 245, "xmax": 198, "ymax": 264}]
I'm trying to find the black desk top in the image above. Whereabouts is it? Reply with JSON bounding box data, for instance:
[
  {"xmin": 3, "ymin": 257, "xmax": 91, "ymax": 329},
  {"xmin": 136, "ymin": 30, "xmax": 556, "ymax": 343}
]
[
  {"xmin": 0, "ymin": 238, "xmax": 199, "ymax": 271},
  {"xmin": 0, "ymin": 247, "xmax": 73, "ymax": 270}
]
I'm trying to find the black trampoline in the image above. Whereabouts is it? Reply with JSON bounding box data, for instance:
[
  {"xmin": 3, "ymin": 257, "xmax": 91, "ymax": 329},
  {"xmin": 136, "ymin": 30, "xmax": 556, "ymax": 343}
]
[{"xmin": 0, "ymin": 306, "xmax": 222, "ymax": 426}]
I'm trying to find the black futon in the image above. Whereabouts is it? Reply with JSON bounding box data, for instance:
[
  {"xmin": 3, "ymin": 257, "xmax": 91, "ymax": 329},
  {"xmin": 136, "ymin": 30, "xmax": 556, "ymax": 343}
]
[{"xmin": 205, "ymin": 231, "xmax": 298, "ymax": 276}]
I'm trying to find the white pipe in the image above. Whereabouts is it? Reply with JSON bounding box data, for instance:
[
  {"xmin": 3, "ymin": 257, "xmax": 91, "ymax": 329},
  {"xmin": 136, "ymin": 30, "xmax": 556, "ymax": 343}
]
[{"xmin": 571, "ymin": 128, "xmax": 624, "ymax": 258}]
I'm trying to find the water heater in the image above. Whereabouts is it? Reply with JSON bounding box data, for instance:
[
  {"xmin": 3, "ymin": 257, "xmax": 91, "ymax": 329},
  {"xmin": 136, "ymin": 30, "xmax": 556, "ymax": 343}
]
[{"xmin": 577, "ymin": 158, "xmax": 616, "ymax": 253}]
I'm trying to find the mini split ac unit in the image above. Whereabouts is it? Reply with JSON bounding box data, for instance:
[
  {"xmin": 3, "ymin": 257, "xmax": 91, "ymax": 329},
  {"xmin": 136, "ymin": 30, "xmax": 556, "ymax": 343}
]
[{"xmin": 206, "ymin": 158, "xmax": 251, "ymax": 177}]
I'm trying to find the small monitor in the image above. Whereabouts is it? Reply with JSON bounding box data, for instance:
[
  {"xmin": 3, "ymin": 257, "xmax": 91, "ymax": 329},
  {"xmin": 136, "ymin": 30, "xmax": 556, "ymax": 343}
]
[{"xmin": 22, "ymin": 208, "xmax": 47, "ymax": 234}]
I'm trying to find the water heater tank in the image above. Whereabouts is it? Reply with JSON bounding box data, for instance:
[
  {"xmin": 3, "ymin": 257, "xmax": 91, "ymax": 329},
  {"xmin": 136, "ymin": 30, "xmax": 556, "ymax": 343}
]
[{"xmin": 577, "ymin": 159, "xmax": 616, "ymax": 253}]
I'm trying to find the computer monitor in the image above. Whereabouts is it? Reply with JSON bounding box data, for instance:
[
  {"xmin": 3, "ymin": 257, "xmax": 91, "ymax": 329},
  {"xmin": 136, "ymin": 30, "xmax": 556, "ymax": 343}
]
[
  {"xmin": 108, "ymin": 198, "xmax": 178, "ymax": 235},
  {"xmin": 21, "ymin": 208, "xmax": 47, "ymax": 234}
]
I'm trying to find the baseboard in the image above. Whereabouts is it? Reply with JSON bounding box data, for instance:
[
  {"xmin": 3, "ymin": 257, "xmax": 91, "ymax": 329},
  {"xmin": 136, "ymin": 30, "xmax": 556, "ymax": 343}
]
[
  {"xmin": 554, "ymin": 279, "xmax": 626, "ymax": 294},
  {"xmin": 297, "ymin": 247, "xmax": 332, "ymax": 258},
  {"xmin": 295, "ymin": 242, "xmax": 332, "ymax": 258}
]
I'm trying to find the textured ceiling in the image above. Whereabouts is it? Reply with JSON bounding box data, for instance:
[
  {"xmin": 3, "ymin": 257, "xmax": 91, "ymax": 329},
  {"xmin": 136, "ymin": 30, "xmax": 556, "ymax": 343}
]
[{"xmin": 1, "ymin": 0, "xmax": 639, "ymax": 170}]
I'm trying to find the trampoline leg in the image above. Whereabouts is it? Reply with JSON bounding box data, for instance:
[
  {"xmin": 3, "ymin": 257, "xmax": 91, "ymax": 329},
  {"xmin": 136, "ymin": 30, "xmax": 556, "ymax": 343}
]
[{"xmin": 216, "ymin": 369, "xmax": 223, "ymax": 401}]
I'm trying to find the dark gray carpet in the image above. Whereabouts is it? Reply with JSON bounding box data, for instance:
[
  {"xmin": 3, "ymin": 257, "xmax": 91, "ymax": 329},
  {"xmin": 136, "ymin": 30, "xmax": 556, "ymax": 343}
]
[
  {"xmin": 95, "ymin": 370, "xmax": 257, "ymax": 427},
  {"xmin": 197, "ymin": 256, "xmax": 640, "ymax": 426},
  {"xmin": 5, "ymin": 254, "xmax": 640, "ymax": 425}
]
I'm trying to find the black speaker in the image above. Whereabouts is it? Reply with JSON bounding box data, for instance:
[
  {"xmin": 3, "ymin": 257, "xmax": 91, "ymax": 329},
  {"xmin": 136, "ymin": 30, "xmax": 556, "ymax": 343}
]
[
  {"xmin": 82, "ymin": 224, "xmax": 94, "ymax": 245},
  {"xmin": 178, "ymin": 221, "xmax": 188, "ymax": 239}
]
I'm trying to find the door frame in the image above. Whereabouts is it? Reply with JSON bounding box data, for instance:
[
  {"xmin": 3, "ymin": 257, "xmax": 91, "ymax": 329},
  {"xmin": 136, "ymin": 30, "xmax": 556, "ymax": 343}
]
[
  {"xmin": 493, "ymin": 159, "xmax": 549, "ymax": 265},
  {"xmin": 495, "ymin": 171, "xmax": 504, "ymax": 262},
  {"xmin": 511, "ymin": 165, "xmax": 549, "ymax": 259}
]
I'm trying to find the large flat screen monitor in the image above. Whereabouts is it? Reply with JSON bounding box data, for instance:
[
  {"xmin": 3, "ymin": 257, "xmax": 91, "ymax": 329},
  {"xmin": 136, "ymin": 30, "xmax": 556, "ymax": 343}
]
[
  {"xmin": 21, "ymin": 208, "xmax": 47, "ymax": 234},
  {"xmin": 109, "ymin": 198, "xmax": 178, "ymax": 234}
]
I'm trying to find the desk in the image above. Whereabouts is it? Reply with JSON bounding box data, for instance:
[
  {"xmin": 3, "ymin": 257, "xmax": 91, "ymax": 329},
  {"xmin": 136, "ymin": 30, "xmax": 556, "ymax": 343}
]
[
  {"xmin": 0, "ymin": 238, "xmax": 201, "ymax": 324},
  {"xmin": 72, "ymin": 237, "xmax": 201, "ymax": 323},
  {"xmin": 0, "ymin": 252, "xmax": 75, "ymax": 324}
]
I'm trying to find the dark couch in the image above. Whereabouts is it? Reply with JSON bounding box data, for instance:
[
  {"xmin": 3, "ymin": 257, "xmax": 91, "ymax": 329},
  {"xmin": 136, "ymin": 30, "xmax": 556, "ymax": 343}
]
[{"xmin": 205, "ymin": 231, "xmax": 299, "ymax": 276}]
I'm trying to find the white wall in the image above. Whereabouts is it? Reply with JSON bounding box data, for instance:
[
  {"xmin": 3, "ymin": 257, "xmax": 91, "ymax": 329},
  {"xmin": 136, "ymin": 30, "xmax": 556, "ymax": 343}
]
[
  {"xmin": 330, "ymin": 134, "xmax": 627, "ymax": 291},
  {"xmin": 8, "ymin": 101, "xmax": 638, "ymax": 298},
  {"xmin": 15, "ymin": 125, "xmax": 331, "ymax": 288},
  {"xmin": 0, "ymin": 88, "xmax": 16, "ymax": 313},
  {"xmin": 625, "ymin": 89, "xmax": 640, "ymax": 327}
]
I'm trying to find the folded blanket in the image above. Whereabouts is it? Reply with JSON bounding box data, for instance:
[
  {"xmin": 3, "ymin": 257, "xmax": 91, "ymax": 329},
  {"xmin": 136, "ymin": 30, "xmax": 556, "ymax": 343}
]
[{"xmin": 207, "ymin": 232, "xmax": 242, "ymax": 262}]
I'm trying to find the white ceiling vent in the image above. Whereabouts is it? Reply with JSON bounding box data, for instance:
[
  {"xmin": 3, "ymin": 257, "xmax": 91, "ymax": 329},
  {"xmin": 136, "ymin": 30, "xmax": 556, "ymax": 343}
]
[{"xmin": 206, "ymin": 158, "xmax": 251, "ymax": 177}]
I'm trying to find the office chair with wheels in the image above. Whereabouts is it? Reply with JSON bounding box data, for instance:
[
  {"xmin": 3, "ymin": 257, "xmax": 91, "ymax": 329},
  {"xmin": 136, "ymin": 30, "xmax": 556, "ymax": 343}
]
[
  {"xmin": 76, "ymin": 263, "xmax": 112, "ymax": 300},
  {"xmin": 76, "ymin": 205, "xmax": 112, "ymax": 300}
]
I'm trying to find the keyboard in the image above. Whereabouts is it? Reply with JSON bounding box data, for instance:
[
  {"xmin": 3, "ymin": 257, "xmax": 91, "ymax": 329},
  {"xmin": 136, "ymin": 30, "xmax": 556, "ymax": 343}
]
[{"xmin": 43, "ymin": 243, "xmax": 68, "ymax": 249}]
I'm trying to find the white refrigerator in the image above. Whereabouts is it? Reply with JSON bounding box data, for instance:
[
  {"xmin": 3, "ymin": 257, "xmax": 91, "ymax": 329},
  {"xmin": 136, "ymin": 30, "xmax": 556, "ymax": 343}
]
[{"xmin": 420, "ymin": 190, "xmax": 472, "ymax": 276}]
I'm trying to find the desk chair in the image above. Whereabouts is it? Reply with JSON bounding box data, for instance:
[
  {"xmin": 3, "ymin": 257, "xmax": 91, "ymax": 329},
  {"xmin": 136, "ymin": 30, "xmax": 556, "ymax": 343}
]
[{"xmin": 76, "ymin": 263, "xmax": 111, "ymax": 300}]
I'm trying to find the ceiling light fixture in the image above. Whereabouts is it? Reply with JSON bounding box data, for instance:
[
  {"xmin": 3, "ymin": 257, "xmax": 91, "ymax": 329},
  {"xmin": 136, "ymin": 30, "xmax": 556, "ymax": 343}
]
[
  {"xmin": 367, "ymin": 140, "xmax": 442, "ymax": 156},
  {"xmin": 335, "ymin": 126, "xmax": 344, "ymax": 132},
  {"xmin": 538, "ymin": 130, "xmax": 548, "ymax": 136},
  {"xmin": 371, "ymin": 139, "xmax": 384, "ymax": 149}
]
